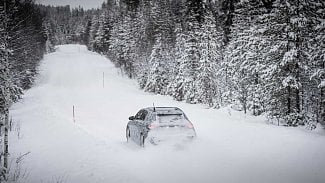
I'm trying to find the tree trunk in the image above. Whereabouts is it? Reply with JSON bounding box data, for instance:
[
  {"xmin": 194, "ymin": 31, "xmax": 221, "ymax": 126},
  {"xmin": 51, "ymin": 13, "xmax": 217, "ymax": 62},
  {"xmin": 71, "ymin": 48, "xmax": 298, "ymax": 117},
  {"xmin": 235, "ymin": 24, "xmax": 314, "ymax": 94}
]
[
  {"xmin": 287, "ymin": 87, "xmax": 291, "ymax": 115},
  {"xmin": 321, "ymin": 87, "xmax": 325, "ymax": 124},
  {"xmin": 3, "ymin": 111, "xmax": 9, "ymax": 170}
]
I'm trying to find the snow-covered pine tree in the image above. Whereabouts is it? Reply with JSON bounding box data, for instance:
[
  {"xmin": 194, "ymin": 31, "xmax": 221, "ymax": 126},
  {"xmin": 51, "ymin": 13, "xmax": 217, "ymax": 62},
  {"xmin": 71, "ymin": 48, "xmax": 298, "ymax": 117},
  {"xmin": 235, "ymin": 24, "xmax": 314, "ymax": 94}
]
[
  {"xmin": 311, "ymin": 1, "xmax": 325, "ymax": 125},
  {"xmin": 144, "ymin": 35, "xmax": 170, "ymax": 94},
  {"xmin": 133, "ymin": 6, "xmax": 151, "ymax": 89},
  {"xmin": 134, "ymin": 1, "xmax": 154, "ymax": 87},
  {"xmin": 182, "ymin": 10, "xmax": 201, "ymax": 104},
  {"xmin": 108, "ymin": 11, "xmax": 137, "ymax": 78},
  {"xmin": 52, "ymin": 6, "xmax": 72, "ymax": 45},
  {"xmin": 225, "ymin": 0, "xmax": 267, "ymax": 114},
  {"xmin": 195, "ymin": 8, "xmax": 222, "ymax": 107},
  {"xmin": 167, "ymin": 23, "xmax": 187, "ymax": 101},
  {"xmin": 259, "ymin": 0, "xmax": 310, "ymax": 126},
  {"xmin": 88, "ymin": 14, "xmax": 100, "ymax": 51},
  {"xmin": 171, "ymin": 0, "xmax": 205, "ymax": 104},
  {"xmin": 70, "ymin": 7, "xmax": 86, "ymax": 43},
  {"xmin": 94, "ymin": 10, "xmax": 111, "ymax": 54},
  {"xmin": 298, "ymin": 0, "xmax": 325, "ymax": 127},
  {"xmin": 141, "ymin": 0, "xmax": 176, "ymax": 94},
  {"xmin": 43, "ymin": 20, "xmax": 56, "ymax": 53},
  {"xmin": 151, "ymin": 0, "xmax": 174, "ymax": 45}
]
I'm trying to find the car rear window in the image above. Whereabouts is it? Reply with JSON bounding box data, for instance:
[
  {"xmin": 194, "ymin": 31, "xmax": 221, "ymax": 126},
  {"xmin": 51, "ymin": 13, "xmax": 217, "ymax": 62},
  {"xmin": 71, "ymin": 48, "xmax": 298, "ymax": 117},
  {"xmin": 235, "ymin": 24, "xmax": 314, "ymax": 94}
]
[{"xmin": 156, "ymin": 114, "xmax": 184, "ymax": 123}]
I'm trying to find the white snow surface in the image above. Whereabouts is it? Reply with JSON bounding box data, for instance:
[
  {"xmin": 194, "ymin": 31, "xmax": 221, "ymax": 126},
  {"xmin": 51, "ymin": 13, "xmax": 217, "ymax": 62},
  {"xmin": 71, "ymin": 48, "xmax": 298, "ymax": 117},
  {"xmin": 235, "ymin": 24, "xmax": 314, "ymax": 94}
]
[{"xmin": 9, "ymin": 45, "xmax": 325, "ymax": 183}]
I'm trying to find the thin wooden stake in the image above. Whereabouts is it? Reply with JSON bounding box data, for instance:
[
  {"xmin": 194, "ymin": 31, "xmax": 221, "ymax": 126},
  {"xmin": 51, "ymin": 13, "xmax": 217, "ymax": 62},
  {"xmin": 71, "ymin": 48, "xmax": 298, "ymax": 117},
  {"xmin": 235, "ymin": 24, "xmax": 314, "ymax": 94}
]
[
  {"xmin": 73, "ymin": 105, "xmax": 75, "ymax": 123},
  {"xmin": 103, "ymin": 72, "xmax": 105, "ymax": 88}
]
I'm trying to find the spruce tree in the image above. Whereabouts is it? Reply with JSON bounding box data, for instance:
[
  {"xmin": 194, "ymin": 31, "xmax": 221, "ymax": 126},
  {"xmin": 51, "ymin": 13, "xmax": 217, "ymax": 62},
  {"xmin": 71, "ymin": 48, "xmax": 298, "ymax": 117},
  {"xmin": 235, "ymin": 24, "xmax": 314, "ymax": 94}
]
[
  {"xmin": 196, "ymin": 9, "xmax": 222, "ymax": 107},
  {"xmin": 144, "ymin": 35, "xmax": 170, "ymax": 94}
]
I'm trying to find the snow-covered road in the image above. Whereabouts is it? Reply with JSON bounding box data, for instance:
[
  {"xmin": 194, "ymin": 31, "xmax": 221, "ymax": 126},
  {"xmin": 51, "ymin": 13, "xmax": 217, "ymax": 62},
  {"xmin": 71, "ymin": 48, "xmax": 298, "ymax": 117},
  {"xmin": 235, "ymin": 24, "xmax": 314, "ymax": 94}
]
[{"xmin": 9, "ymin": 45, "xmax": 325, "ymax": 183}]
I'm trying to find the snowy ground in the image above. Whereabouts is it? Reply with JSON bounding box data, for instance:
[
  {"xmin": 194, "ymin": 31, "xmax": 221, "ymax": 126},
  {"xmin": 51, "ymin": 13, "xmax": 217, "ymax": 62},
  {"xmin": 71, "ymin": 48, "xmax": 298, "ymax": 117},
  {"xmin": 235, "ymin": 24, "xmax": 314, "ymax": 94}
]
[{"xmin": 9, "ymin": 45, "xmax": 325, "ymax": 183}]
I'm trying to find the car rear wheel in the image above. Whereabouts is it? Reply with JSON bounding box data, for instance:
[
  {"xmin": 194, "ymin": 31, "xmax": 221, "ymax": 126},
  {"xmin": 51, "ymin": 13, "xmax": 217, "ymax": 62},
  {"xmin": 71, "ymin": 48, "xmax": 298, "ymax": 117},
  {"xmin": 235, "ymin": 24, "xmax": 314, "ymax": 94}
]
[
  {"xmin": 126, "ymin": 127, "xmax": 130, "ymax": 142},
  {"xmin": 140, "ymin": 134, "xmax": 145, "ymax": 147}
]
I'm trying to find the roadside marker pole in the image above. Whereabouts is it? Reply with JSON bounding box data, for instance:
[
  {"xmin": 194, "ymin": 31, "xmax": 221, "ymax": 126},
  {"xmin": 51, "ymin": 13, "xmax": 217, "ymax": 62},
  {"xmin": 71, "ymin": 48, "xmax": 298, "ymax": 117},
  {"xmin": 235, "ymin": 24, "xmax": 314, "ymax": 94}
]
[
  {"xmin": 73, "ymin": 105, "xmax": 75, "ymax": 123},
  {"xmin": 103, "ymin": 72, "xmax": 105, "ymax": 88}
]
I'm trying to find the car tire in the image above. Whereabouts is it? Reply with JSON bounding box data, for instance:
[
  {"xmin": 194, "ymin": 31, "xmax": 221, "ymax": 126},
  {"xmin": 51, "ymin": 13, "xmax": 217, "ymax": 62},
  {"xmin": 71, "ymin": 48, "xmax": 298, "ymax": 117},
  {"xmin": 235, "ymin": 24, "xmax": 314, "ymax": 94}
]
[
  {"xmin": 126, "ymin": 127, "xmax": 130, "ymax": 142},
  {"xmin": 140, "ymin": 134, "xmax": 145, "ymax": 147}
]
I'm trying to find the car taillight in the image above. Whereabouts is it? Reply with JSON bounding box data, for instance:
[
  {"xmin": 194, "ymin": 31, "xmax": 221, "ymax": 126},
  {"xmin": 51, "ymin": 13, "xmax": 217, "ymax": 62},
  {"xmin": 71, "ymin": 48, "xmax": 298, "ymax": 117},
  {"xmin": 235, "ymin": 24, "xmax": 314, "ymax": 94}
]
[
  {"xmin": 187, "ymin": 123, "xmax": 194, "ymax": 129},
  {"xmin": 148, "ymin": 124, "xmax": 158, "ymax": 129}
]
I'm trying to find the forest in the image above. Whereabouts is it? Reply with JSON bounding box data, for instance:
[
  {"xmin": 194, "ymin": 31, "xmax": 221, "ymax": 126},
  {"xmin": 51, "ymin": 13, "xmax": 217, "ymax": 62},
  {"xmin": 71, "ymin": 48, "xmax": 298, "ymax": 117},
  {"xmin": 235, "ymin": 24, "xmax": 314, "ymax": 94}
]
[
  {"xmin": 41, "ymin": 0, "xmax": 324, "ymax": 127},
  {"xmin": 1, "ymin": 0, "xmax": 46, "ymax": 180},
  {"xmin": 0, "ymin": 0, "xmax": 324, "ymax": 180}
]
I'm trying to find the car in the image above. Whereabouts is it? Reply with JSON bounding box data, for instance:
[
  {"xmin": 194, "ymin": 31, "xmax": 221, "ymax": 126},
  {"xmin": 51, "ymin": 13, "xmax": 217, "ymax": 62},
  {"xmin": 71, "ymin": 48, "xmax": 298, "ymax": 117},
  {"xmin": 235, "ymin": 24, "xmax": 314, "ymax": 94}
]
[{"xmin": 126, "ymin": 107, "xmax": 196, "ymax": 147}]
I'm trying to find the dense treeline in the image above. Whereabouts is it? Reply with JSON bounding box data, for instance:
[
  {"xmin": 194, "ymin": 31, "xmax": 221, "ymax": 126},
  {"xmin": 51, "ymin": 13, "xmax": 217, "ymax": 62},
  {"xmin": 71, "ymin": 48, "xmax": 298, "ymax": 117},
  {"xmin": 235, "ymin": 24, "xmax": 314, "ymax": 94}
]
[
  {"xmin": 80, "ymin": 0, "xmax": 324, "ymax": 128},
  {"xmin": 0, "ymin": 0, "xmax": 47, "ymax": 180},
  {"xmin": 37, "ymin": 0, "xmax": 325, "ymax": 128},
  {"xmin": 39, "ymin": 4, "xmax": 97, "ymax": 48}
]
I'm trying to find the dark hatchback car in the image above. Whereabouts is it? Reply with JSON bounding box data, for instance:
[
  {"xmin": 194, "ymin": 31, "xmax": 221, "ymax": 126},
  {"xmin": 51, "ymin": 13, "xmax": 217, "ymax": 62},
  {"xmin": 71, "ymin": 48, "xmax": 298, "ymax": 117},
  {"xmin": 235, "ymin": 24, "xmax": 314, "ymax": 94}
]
[{"xmin": 126, "ymin": 107, "xmax": 196, "ymax": 146}]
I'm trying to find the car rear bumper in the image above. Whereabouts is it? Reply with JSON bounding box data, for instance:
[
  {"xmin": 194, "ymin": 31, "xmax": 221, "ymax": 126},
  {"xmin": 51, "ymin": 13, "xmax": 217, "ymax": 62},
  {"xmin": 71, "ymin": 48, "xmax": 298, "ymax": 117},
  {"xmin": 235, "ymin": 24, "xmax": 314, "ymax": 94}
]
[{"xmin": 147, "ymin": 128, "xmax": 196, "ymax": 145}]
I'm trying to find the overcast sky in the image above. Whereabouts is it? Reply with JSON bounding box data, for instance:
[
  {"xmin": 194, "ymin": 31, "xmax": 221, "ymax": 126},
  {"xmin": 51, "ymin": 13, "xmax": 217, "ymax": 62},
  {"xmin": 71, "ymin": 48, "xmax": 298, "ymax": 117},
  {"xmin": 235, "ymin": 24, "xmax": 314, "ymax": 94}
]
[{"xmin": 36, "ymin": 0, "xmax": 106, "ymax": 10}]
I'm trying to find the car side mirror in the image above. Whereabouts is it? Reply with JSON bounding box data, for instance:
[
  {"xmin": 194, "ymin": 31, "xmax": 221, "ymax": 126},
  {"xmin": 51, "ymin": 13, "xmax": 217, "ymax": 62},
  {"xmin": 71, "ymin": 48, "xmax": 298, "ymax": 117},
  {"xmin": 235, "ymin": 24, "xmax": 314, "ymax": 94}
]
[{"xmin": 129, "ymin": 116, "xmax": 135, "ymax": 120}]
